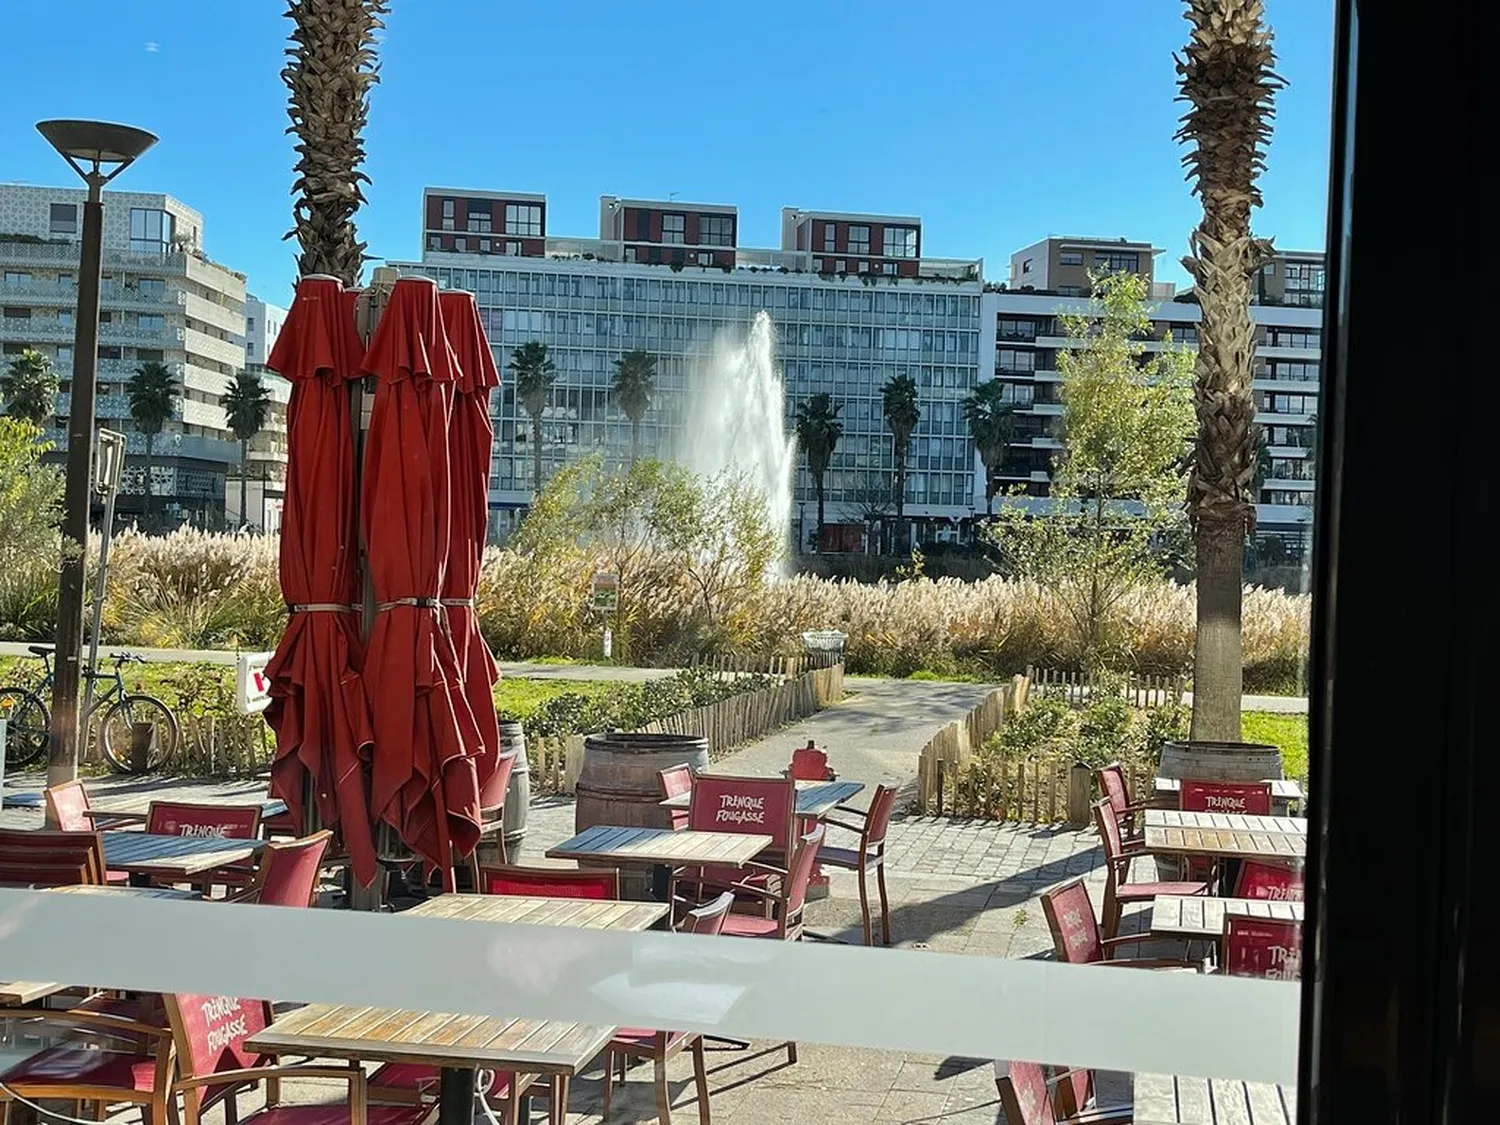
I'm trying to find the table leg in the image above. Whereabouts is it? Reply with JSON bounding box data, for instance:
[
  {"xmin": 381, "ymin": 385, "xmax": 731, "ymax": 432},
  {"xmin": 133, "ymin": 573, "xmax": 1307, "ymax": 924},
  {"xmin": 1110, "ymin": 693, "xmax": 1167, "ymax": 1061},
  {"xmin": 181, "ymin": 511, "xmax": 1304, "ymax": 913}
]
[
  {"xmin": 651, "ymin": 863, "xmax": 670, "ymax": 903},
  {"xmin": 438, "ymin": 1066, "xmax": 475, "ymax": 1125},
  {"xmin": 128, "ymin": 871, "xmax": 151, "ymax": 888},
  {"xmin": 547, "ymin": 1075, "xmax": 570, "ymax": 1125}
]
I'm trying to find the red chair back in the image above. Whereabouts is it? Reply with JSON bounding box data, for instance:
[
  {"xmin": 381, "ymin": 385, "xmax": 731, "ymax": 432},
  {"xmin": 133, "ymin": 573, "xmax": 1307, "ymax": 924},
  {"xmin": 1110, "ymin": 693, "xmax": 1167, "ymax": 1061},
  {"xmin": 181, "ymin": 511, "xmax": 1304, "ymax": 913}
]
[
  {"xmin": 785, "ymin": 824, "xmax": 826, "ymax": 916},
  {"xmin": 1041, "ymin": 879, "xmax": 1104, "ymax": 965},
  {"xmin": 788, "ymin": 743, "xmax": 833, "ymax": 781},
  {"xmin": 1096, "ymin": 764, "xmax": 1130, "ymax": 821},
  {"xmin": 1224, "ymin": 915, "xmax": 1302, "ymax": 979},
  {"xmin": 0, "ymin": 827, "xmax": 106, "ymax": 887},
  {"xmin": 864, "ymin": 784, "xmax": 899, "ymax": 848},
  {"xmin": 658, "ymin": 764, "xmax": 694, "ymax": 831},
  {"xmin": 1091, "ymin": 799, "xmax": 1126, "ymax": 868},
  {"xmin": 1180, "ymin": 780, "xmax": 1272, "ymax": 816},
  {"xmin": 478, "ymin": 864, "xmax": 619, "ymax": 899},
  {"xmin": 147, "ymin": 801, "xmax": 262, "ymax": 840},
  {"xmin": 163, "ymin": 993, "xmax": 273, "ymax": 1116},
  {"xmin": 688, "ymin": 775, "xmax": 797, "ymax": 853},
  {"xmin": 480, "ymin": 750, "xmax": 518, "ymax": 814},
  {"xmin": 43, "ymin": 780, "xmax": 92, "ymax": 832},
  {"xmin": 1234, "ymin": 860, "xmax": 1305, "ymax": 901},
  {"xmin": 997, "ymin": 1060, "xmax": 1057, "ymax": 1125},
  {"xmin": 683, "ymin": 891, "xmax": 735, "ymax": 935},
  {"xmin": 252, "ymin": 830, "xmax": 332, "ymax": 906}
]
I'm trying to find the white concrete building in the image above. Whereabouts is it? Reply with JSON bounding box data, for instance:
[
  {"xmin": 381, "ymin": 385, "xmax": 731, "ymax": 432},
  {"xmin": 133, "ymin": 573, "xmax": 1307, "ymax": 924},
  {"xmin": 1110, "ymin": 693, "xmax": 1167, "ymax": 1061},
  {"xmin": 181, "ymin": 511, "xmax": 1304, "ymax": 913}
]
[
  {"xmin": 226, "ymin": 294, "xmax": 292, "ymax": 532},
  {"xmin": 0, "ymin": 184, "xmax": 249, "ymax": 527}
]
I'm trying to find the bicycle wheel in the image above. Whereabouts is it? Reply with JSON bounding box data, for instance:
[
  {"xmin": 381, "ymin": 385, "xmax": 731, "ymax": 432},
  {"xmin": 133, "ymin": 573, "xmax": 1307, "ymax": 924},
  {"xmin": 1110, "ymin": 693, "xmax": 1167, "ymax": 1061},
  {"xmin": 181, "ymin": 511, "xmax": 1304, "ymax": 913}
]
[
  {"xmin": 0, "ymin": 688, "xmax": 50, "ymax": 769},
  {"xmin": 98, "ymin": 694, "xmax": 180, "ymax": 774}
]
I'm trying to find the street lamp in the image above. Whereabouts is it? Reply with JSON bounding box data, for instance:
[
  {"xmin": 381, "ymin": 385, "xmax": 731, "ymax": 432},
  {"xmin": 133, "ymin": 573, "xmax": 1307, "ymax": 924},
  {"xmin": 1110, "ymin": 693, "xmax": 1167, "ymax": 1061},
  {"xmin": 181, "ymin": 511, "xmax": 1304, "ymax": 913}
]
[{"xmin": 36, "ymin": 119, "xmax": 157, "ymax": 785}]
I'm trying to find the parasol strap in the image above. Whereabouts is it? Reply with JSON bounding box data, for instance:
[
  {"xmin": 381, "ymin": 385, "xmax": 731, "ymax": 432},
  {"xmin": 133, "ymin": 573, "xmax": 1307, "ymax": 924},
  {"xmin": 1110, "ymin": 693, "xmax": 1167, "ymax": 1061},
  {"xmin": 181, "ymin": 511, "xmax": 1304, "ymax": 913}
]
[
  {"xmin": 287, "ymin": 603, "xmax": 361, "ymax": 614},
  {"xmin": 438, "ymin": 598, "xmax": 475, "ymax": 607},
  {"xmin": 374, "ymin": 597, "xmax": 441, "ymax": 611}
]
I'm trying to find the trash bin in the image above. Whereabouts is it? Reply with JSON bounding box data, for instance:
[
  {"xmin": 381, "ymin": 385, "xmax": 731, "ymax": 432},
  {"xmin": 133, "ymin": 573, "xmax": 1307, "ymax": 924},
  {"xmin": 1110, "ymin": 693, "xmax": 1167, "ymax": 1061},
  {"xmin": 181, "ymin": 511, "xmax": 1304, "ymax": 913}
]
[{"xmin": 801, "ymin": 630, "xmax": 848, "ymax": 668}]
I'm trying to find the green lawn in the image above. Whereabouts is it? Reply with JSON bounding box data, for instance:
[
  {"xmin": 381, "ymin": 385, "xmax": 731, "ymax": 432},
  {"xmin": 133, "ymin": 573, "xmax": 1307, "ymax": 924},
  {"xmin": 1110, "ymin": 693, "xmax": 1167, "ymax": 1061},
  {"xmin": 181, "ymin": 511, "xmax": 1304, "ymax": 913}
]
[
  {"xmin": 492, "ymin": 676, "xmax": 614, "ymax": 722},
  {"xmin": 1242, "ymin": 710, "xmax": 1309, "ymax": 783}
]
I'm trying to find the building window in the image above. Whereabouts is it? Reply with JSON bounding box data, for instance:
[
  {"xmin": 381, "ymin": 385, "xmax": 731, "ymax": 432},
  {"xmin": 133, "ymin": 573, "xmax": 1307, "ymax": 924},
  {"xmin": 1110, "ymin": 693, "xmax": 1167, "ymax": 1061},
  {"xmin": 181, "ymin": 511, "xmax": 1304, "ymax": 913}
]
[
  {"xmin": 454, "ymin": 237, "xmax": 467, "ymax": 253},
  {"xmin": 506, "ymin": 241, "xmax": 521, "ymax": 256},
  {"xmin": 58, "ymin": 310, "xmax": 72, "ymax": 327},
  {"xmin": 883, "ymin": 226, "xmax": 918, "ymax": 259},
  {"xmin": 997, "ymin": 318, "xmax": 1039, "ymax": 341},
  {"xmin": 848, "ymin": 225, "xmax": 871, "ymax": 256},
  {"xmin": 625, "ymin": 247, "xmax": 637, "ymax": 263},
  {"xmin": 466, "ymin": 202, "xmax": 492, "ymax": 233},
  {"xmin": 137, "ymin": 313, "xmax": 165, "ymax": 332},
  {"xmin": 1094, "ymin": 250, "xmax": 1141, "ymax": 273},
  {"xmin": 49, "ymin": 203, "xmax": 78, "ymax": 235},
  {"xmin": 441, "ymin": 199, "xmax": 455, "ymax": 231},
  {"xmin": 696, "ymin": 251, "xmax": 713, "ymax": 266},
  {"xmin": 1262, "ymin": 262, "xmax": 1277, "ymax": 276},
  {"xmin": 1059, "ymin": 251, "xmax": 1084, "ymax": 266},
  {"xmin": 428, "ymin": 235, "xmax": 441, "ymax": 250},
  {"xmin": 479, "ymin": 238, "xmax": 491, "ymax": 253},
  {"xmin": 129, "ymin": 208, "xmax": 174, "ymax": 253},
  {"xmin": 503, "ymin": 204, "xmax": 541, "ymax": 237},
  {"xmin": 699, "ymin": 214, "xmax": 733, "ymax": 246},
  {"xmin": 662, "ymin": 214, "xmax": 686, "ymax": 245},
  {"xmin": 995, "ymin": 349, "xmax": 1036, "ymax": 373},
  {"xmin": 882, "ymin": 262, "xmax": 897, "ymax": 275},
  {"xmin": 56, "ymin": 345, "xmax": 72, "ymax": 364},
  {"xmin": 3, "ymin": 307, "xmax": 30, "ymax": 320},
  {"xmin": 822, "ymin": 224, "xmax": 836, "ymax": 252},
  {"xmin": 4, "ymin": 271, "xmax": 30, "ymax": 285},
  {"xmin": 835, "ymin": 260, "xmax": 846, "ymax": 274},
  {"xmin": 138, "ymin": 277, "xmax": 166, "ymax": 298},
  {"xmin": 1058, "ymin": 285, "xmax": 1083, "ymax": 296},
  {"xmin": 1021, "ymin": 258, "xmax": 1033, "ymax": 274}
]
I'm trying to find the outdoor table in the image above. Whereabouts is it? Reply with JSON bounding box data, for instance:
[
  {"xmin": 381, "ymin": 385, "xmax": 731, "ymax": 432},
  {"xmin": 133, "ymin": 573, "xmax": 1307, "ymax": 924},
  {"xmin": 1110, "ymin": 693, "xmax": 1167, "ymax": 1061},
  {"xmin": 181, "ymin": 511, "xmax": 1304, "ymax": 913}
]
[
  {"xmin": 101, "ymin": 830, "xmax": 265, "ymax": 887},
  {"xmin": 405, "ymin": 892, "xmax": 668, "ymax": 932},
  {"xmin": 658, "ymin": 778, "xmax": 866, "ymax": 818},
  {"xmin": 1144, "ymin": 810, "xmax": 1306, "ymax": 863},
  {"xmin": 1134, "ymin": 1072, "xmax": 1296, "ymax": 1124},
  {"xmin": 1150, "ymin": 895, "xmax": 1305, "ymax": 941},
  {"xmin": 1153, "ymin": 776, "xmax": 1304, "ymax": 812},
  {"xmin": 0, "ymin": 791, "xmax": 288, "ymax": 821},
  {"xmin": 546, "ymin": 824, "xmax": 771, "ymax": 901}
]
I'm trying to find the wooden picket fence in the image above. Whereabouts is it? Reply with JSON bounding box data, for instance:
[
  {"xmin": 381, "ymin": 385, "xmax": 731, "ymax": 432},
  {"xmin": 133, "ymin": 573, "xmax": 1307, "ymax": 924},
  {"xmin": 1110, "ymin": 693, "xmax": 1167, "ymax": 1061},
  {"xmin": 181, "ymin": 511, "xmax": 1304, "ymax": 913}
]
[
  {"xmin": 915, "ymin": 674, "xmax": 1029, "ymax": 815},
  {"xmin": 538, "ymin": 661, "xmax": 846, "ymax": 795},
  {"xmin": 690, "ymin": 652, "xmax": 836, "ymax": 678},
  {"xmin": 168, "ymin": 714, "xmax": 272, "ymax": 779},
  {"xmin": 939, "ymin": 752, "xmax": 1155, "ymax": 826},
  {"xmin": 1027, "ymin": 666, "xmax": 1186, "ymax": 708}
]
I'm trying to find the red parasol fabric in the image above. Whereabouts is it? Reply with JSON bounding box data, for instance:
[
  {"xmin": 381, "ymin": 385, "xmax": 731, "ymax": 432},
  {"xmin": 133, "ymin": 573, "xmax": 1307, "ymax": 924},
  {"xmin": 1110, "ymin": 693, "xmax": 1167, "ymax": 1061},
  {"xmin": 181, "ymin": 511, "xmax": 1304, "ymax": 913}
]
[
  {"xmin": 437, "ymin": 290, "xmax": 503, "ymax": 806},
  {"xmin": 360, "ymin": 276, "xmax": 483, "ymax": 881},
  {"xmin": 262, "ymin": 275, "xmax": 378, "ymax": 887}
]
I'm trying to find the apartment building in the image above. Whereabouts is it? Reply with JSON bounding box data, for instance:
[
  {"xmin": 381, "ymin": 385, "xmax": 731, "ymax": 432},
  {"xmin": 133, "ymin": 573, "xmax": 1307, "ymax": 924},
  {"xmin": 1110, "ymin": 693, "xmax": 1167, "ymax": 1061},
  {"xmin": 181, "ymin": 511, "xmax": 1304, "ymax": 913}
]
[
  {"xmin": 0, "ymin": 184, "xmax": 249, "ymax": 528},
  {"xmin": 1007, "ymin": 235, "xmax": 1163, "ymax": 296},
  {"xmin": 396, "ymin": 188, "xmax": 985, "ymax": 548},
  {"xmin": 980, "ymin": 239, "xmax": 1324, "ymax": 549},
  {"xmin": 228, "ymin": 294, "xmax": 292, "ymax": 531}
]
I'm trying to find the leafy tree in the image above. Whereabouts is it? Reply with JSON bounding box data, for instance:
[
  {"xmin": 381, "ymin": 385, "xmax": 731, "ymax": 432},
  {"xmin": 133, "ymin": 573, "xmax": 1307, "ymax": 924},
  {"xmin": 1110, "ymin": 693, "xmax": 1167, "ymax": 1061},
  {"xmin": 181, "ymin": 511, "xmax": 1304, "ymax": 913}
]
[
  {"xmin": 511, "ymin": 341, "xmax": 556, "ymax": 498},
  {"xmin": 1177, "ymin": 0, "xmax": 1285, "ymax": 740},
  {"xmin": 984, "ymin": 271, "xmax": 1194, "ymax": 667},
  {"xmin": 222, "ymin": 372, "xmax": 272, "ymax": 529},
  {"xmin": 881, "ymin": 373, "xmax": 920, "ymax": 551},
  {"xmin": 126, "ymin": 361, "xmax": 176, "ymax": 529},
  {"xmin": 611, "ymin": 349, "xmax": 656, "ymax": 462},
  {"xmin": 0, "ymin": 418, "xmax": 65, "ymax": 638},
  {"xmin": 793, "ymin": 393, "xmax": 844, "ymax": 551},
  {"xmin": 964, "ymin": 381, "xmax": 1018, "ymax": 515},
  {"xmin": 1, "ymin": 349, "xmax": 59, "ymax": 427}
]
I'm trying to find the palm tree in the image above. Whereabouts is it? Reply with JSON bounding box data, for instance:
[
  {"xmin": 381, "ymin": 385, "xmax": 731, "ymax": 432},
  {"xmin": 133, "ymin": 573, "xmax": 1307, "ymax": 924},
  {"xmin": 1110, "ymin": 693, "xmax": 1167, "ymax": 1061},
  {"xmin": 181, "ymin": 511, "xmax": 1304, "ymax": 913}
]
[
  {"xmin": 1, "ymin": 349, "xmax": 58, "ymax": 427},
  {"xmin": 222, "ymin": 372, "xmax": 272, "ymax": 529},
  {"xmin": 881, "ymin": 374, "xmax": 921, "ymax": 552},
  {"xmin": 283, "ymin": 0, "xmax": 388, "ymax": 285},
  {"xmin": 793, "ymin": 394, "xmax": 844, "ymax": 551},
  {"xmin": 963, "ymin": 381, "xmax": 1018, "ymax": 516},
  {"xmin": 511, "ymin": 341, "xmax": 556, "ymax": 497},
  {"xmin": 611, "ymin": 349, "xmax": 656, "ymax": 462},
  {"xmin": 126, "ymin": 361, "xmax": 176, "ymax": 528},
  {"xmin": 1177, "ymin": 0, "xmax": 1284, "ymax": 741}
]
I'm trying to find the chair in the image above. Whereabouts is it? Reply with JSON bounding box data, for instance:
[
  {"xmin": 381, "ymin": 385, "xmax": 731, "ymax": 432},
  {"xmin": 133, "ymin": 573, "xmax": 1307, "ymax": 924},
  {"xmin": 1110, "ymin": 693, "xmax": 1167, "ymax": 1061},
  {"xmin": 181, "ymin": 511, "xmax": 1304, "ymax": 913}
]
[
  {"xmin": 1233, "ymin": 859, "xmax": 1305, "ymax": 901},
  {"xmin": 145, "ymin": 800, "xmax": 263, "ymax": 895},
  {"xmin": 1179, "ymin": 780, "xmax": 1272, "ymax": 816},
  {"xmin": 994, "ymin": 1059, "xmax": 1133, "ymax": 1125},
  {"xmin": 658, "ymin": 764, "xmax": 694, "ymax": 831},
  {"xmin": 162, "ymin": 993, "xmax": 429, "ymax": 1125},
  {"xmin": 787, "ymin": 742, "xmax": 834, "ymax": 781},
  {"xmin": 1093, "ymin": 800, "xmax": 1208, "ymax": 939},
  {"xmin": 817, "ymin": 783, "xmax": 897, "ymax": 946},
  {"xmin": 44, "ymin": 779, "xmax": 148, "ymax": 831},
  {"xmin": 476, "ymin": 863, "xmax": 619, "ymax": 899},
  {"xmin": 231, "ymin": 830, "xmax": 333, "ymax": 906},
  {"xmin": 1095, "ymin": 764, "xmax": 1164, "ymax": 853},
  {"xmin": 465, "ymin": 751, "xmax": 519, "ymax": 888},
  {"xmin": 600, "ymin": 892, "xmax": 733, "ymax": 1125},
  {"xmin": 0, "ymin": 826, "xmax": 108, "ymax": 888},
  {"xmin": 681, "ymin": 775, "xmax": 797, "ymax": 906},
  {"xmin": 1223, "ymin": 915, "xmax": 1302, "ymax": 979},
  {"xmin": 1040, "ymin": 879, "xmax": 1203, "ymax": 970}
]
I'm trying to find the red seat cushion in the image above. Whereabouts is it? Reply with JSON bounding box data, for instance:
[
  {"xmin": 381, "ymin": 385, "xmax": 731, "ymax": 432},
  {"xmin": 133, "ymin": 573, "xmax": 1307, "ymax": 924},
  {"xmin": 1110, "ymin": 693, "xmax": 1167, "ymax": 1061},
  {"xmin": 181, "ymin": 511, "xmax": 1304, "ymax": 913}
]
[
  {"xmin": 1118, "ymin": 880, "xmax": 1209, "ymax": 900},
  {"xmin": 105, "ymin": 869, "xmax": 131, "ymax": 884},
  {"xmin": 609, "ymin": 1029, "xmax": 687, "ymax": 1049},
  {"xmin": 369, "ymin": 1062, "xmax": 511, "ymax": 1096},
  {"xmin": 248, "ymin": 1105, "xmax": 429, "ymax": 1125},
  {"xmin": 0, "ymin": 1046, "xmax": 158, "ymax": 1093},
  {"xmin": 690, "ymin": 864, "xmax": 775, "ymax": 890},
  {"xmin": 720, "ymin": 913, "xmax": 781, "ymax": 938}
]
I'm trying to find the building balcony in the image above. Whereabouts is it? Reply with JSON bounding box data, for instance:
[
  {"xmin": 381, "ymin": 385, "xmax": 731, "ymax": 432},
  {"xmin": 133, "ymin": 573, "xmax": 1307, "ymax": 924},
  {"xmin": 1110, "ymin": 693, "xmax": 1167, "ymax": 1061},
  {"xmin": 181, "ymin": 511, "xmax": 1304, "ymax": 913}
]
[
  {"xmin": 181, "ymin": 289, "xmax": 246, "ymax": 336},
  {"xmin": 1257, "ymin": 344, "xmax": 1320, "ymax": 359},
  {"xmin": 0, "ymin": 316, "xmax": 71, "ymax": 341},
  {"xmin": 0, "ymin": 240, "xmax": 189, "ymax": 274},
  {"xmin": 181, "ymin": 398, "xmax": 228, "ymax": 430},
  {"xmin": 184, "ymin": 326, "xmax": 245, "ymax": 369}
]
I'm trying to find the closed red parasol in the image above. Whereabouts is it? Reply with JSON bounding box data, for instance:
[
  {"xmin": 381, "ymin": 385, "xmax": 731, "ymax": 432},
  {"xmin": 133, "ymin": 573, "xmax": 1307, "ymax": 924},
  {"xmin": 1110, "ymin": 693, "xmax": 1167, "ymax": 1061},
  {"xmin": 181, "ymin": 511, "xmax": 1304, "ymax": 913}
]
[
  {"xmin": 437, "ymin": 290, "xmax": 503, "ymax": 806},
  {"xmin": 360, "ymin": 276, "xmax": 482, "ymax": 881},
  {"xmin": 262, "ymin": 275, "xmax": 378, "ymax": 887}
]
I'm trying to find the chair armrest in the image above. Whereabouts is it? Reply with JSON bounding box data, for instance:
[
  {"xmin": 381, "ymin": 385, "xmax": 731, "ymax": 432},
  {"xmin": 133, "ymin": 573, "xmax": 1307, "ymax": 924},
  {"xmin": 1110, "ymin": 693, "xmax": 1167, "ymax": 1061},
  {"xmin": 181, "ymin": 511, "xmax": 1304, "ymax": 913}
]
[
  {"xmin": 1099, "ymin": 957, "xmax": 1208, "ymax": 972},
  {"xmin": 820, "ymin": 817, "xmax": 867, "ymax": 834},
  {"xmin": 82, "ymin": 810, "xmax": 148, "ymax": 829},
  {"xmin": 1067, "ymin": 1108, "xmax": 1134, "ymax": 1124},
  {"xmin": 833, "ymin": 804, "xmax": 868, "ymax": 817},
  {"xmin": 174, "ymin": 1064, "xmax": 365, "ymax": 1093},
  {"xmin": 0, "ymin": 1007, "xmax": 174, "ymax": 1041}
]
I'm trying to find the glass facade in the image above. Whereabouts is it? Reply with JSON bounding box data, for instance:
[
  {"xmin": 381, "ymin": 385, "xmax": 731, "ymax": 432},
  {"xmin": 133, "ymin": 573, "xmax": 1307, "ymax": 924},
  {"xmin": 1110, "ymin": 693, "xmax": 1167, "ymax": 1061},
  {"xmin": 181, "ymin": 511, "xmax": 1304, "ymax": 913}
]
[{"xmin": 408, "ymin": 259, "xmax": 983, "ymax": 518}]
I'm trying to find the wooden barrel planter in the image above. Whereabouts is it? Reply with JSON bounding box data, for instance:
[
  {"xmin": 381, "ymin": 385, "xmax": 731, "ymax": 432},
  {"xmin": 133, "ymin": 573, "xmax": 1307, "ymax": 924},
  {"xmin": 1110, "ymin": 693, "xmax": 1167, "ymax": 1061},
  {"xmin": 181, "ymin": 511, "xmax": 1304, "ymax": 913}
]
[
  {"xmin": 575, "ymin": 733, "xmax": 709, "ymax": 899},
  {"xmin": 498, "ymin": 721, "xmax": 530, "ymax": 859},
  {"xmin": 1154, "ymin": 740, "xmax": 1283, "ymax": 879}
]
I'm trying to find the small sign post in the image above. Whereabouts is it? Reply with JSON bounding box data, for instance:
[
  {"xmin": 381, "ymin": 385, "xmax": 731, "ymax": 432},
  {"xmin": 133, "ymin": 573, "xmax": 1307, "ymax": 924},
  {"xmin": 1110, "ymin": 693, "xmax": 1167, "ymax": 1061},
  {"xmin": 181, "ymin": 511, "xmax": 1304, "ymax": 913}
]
[
  {"xmin": 592, "ymin": 572, "xmax": 619, "ymax": 662},
  {"xmin": 82, "ymin": 430, "xmax": 128, "ymax": 724},
  {"xmin": 235, "ymin": 652, "xmax": 275, "ymax": 715}
]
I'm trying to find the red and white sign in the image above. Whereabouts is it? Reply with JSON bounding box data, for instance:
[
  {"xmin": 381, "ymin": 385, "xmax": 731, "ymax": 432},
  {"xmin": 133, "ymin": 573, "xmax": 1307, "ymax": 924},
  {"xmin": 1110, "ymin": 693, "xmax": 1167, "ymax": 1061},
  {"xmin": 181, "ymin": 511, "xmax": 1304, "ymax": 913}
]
[{"xmin": 235, "ymin": 652, "xmax": 275, "ymax": 716}]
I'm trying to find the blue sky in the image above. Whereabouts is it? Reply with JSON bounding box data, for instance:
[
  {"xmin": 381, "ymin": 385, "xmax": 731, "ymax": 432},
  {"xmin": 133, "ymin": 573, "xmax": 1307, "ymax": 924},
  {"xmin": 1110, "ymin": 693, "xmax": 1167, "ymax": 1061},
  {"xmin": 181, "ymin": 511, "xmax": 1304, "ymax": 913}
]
[{"xmin": 2, "ymin": 1, "xmax": 1334, "ymax": 307}]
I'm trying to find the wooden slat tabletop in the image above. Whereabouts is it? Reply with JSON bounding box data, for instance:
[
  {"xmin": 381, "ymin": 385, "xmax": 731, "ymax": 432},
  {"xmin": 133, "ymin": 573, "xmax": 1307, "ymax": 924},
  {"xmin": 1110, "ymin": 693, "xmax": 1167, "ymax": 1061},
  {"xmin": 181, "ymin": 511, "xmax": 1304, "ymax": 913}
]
[
  {"xmin": 1144, "ymin": 810, "xmax": 1307, "ymax": 861},
  {"xmin": 47, "ymin": 884, "xmax": 199, "ymax": 901},
  {"xmin": 1150, "ymin": 896, "xmax": 1305, "ymax": 940},
  {"xmin": 1135, "ymin": 1073, "xmax": 1296, "ymax": 1124},
  {"xmin": 545, "ymin": 825, "xmax": 770, "ymax": 868},
  {"xmin": 0, "ymin": 980, "xmax": 67, "ymax": 1004},
  {"xmin": 0, "ymin": 793, "xmax": 286, "ymax": 818},
  {"xmin": 659, "ymin": 779, "xmax": 865, "ymax": 817},
  {"xmin": 1154, "ymin": 777, "xmax": 1305, "ymax": 802},
  {"xmin": 407, "ymin": 894, "xmax": 668, "ymax": 932},
  {"xmin": 247, "ymin": 1004, "xmax": 612, "ymax": 1075},
  {"xmin": 101, "ymin": 831, "xmax": 265, "ymax": 876}
]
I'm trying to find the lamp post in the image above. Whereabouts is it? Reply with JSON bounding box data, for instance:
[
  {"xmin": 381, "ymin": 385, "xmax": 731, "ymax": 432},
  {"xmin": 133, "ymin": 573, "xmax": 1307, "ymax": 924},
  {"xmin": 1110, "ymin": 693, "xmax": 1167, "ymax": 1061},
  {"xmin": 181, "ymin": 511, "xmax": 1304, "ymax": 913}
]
[{"xmin": 36, "ymin": 119, "xmax": 157, "ymax": 786}]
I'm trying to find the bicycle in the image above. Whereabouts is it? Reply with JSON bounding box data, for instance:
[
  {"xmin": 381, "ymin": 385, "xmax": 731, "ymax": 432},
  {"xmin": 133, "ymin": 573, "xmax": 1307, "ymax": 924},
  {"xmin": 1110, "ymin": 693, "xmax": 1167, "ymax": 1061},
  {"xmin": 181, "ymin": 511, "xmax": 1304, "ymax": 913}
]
[{"xmin": 0, "ymin": 646, "xmax": 181, "ymax": 774}]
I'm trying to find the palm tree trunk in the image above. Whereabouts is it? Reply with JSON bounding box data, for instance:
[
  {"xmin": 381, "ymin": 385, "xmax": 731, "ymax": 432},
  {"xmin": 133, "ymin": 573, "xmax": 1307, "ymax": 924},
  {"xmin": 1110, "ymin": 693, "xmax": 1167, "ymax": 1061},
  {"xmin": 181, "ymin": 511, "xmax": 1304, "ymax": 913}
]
[
  {"xmin": 815, "ymin": 475, "xmax": 825, "ymax": 551},
  {"xmin": 531, "ymin": 413, "xmax": 543, "ymax": 497},
  {"xmin": 1191, "ymin": 517, "xmax": 1245, "ymax": 740},
  {"xmin": 142, "ymin": 433, "xmax": 154, "ymax": 530},
  {"xmin": 630, "ymin": 420, "xmax": 639, "ymax": 464},
  {"xmin": 893, "ymin": 455, "xmax": 907, "ymax": 553},
  {"xmin": 239, "ymin": 438, "xmax": 250, "ymax": 529}
]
